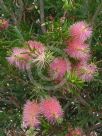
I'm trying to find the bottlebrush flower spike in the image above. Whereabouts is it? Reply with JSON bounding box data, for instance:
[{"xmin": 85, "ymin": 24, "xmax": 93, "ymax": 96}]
[
  {"xmin": 0, "ymin": 18, "xmax": 9, "ymax": 30},
  {"xmin": 49, "ymin": 58, "xmax": 71, "ymax": 81},
  {"xmin": 28, "ymin": 40, "xmax": 45, "ymax": 67},
  {"xmin": 69, "ymin": 21, "xmax": 92, "ymax": 42},
  {"xmin": 28, "ymin": 40, "xmax": 45, "ymax": 55},
  {"xmin": 23, "ymin": 100, "xmax": 40, "ymax": 128},
  {"xmin": 76, "ymin": 62, "xmax": 97, "ymax": 82},
  {"xmin": 6, "ymin": 48, "xmax": 31, "ymax": 70},
  {"xmin": 40, "ymin": 97, "xmax": 63, "ymax": 123},
  {"xmin": 65, "ymin": 40, "xmax": 90, "ymax": 61}
]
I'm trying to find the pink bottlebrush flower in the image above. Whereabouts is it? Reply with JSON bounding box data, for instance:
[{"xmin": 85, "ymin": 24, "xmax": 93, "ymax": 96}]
[
  {"xmin": 65, "ymin": 40, "xmax": 90, "ymax": 61},
  {"xmin": 66, "ymin": 128, "xmax": 84, "ymax": 136},
  {"xmin": 69, "ymin": 21, "xmax": 92, "ymax": 42},
  {"xmin": 6, "ymin": 48, "xmax": 31, "ymax": 70},
  {"xmin": 28, "ymin": 40, "xmax": 45, "ymax": 67},
  {"xmin": 0, "ymin": 18, "xmax": 9, "ymax": 30},
  {"xmin": 23, "ymin": 100, "xmax": 40, "ymax": 128},
  {"xmin": 76, "ymin": 63, "xmax": 97, "ymax": 82},
  {"xmin": 49, "ymin": 58, "xmax": 71, "ymax": 81},
  {"xmin": 40, "ymin": 97, "xmax": 63, "ymax": 123},
  {"xmin": 28, "ymin": 40, "xmax": 45, "ymax": 54}
]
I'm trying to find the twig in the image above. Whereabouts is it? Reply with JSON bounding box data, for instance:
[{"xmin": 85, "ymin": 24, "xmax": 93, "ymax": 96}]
[{"xmin": 39, "ymin": 0, "xmax": 46, "ymax": 33}]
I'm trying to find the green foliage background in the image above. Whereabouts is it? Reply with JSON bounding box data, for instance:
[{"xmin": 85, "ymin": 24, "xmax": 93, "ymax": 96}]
[{"xmin": 0, "ymin": 0, "xmax": 102, "ymax": 136}]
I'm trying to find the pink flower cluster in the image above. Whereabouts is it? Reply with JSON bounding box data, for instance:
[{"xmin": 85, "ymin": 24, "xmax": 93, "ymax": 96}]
[
  {"xmin": 0, "ymin": 18, "xmax": 9, "ymax": 30},
  {"xmin": 65, "ymin": 21, "xmax": 91, "ymax": 61},
  {"xmin": 7, "ymin": 40, "xmax": 45, "ymax": 71},
  {"xmin": 40, "ymin": 97, "xmax": 63, "ymax": 123},
  {"xmin": 22, "ymin": 98, "xmax": 63, "ymax": 128},
  {"xmin": 23, "ymin": 101, "xmax": 40, "ymax": 128},
  {"xmin": 65, "ymin": 40, "xmax": 90, "ymax": 61},
  {"xmin": 48, "ymin": 21, "xmax": 96, "ymax": 82},
  {"xmin": 76, "ymin": 62, "xmax": 97, "ymax": 82},
  {"xmin": 65, "ymin": 21, "xmax": 97, "ymax": 81},
  {"xmin": 7, "ymin": 21, "xmax": 97, "ymax": 82},
  {"xmin": 69, "ymin": 21, "xmax": 92, "ymax": 42},
  {"xmin": 7, "ymin": 48, "xmax": 31, "ymax": 70},
  {"xmin": 28, "ymin": 40, "xmax": 45, "ymax": 54},
  {"xmin": 49, "ymin": 58, "xmax": 71, "ymax": 81}
]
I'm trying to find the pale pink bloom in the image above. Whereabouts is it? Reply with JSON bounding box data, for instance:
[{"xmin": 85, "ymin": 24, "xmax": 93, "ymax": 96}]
[
  {"xmin": 65, "ymin": 40, "xmax": 90, "ymax": 61},
  {"xmin": 49, "ymin": 58, "xmax": 71, "ymax": 81},
  {"xmin": 32, "ymin": 51, "xmax": 45, "ymax": 68},
  {"xmin": 7, "ymin": 48, "xmax": 31, "ymax": 70},
  {"xmin": 76, "ymin": 63, "xmax": 97, "ymax": 82},
  {"xmin": 0, "ymin": 18, "xmax": 9, "ymax": 30},
  {"xmin": 40, "ymin": 97, "xmax": 63, "ymax": 123},
  {"xmin": 28, "ymin": 40, "xmax": 45, "ymax": 67},
  {"xmin": 66, "ymin": 128, "xmax": 84, "ymax": 136},
  {"xmin": 23, "ymin": 100, "xmax": 40, "ymax": 128},
  {"xmin": 69, "ymin": 21, "xmax": 92, "ymax": 42},
  {"xmin": 28, "ymin": 40, "xmax": 45, "ymax": 54}
]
